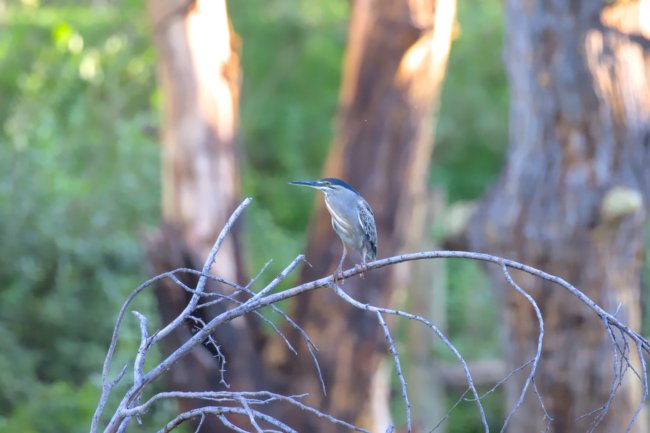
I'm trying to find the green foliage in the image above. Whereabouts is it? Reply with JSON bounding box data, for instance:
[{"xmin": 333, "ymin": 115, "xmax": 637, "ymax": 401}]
[
  {"xmin": 0, "ymin": 2, "xmax": 162, "ymax": 431},
  {"xmin": 231, "ymin": 0, "xmax": 349, "ymax": 277},
  {"xmin": 445, "ymin": 261, "xmax": 500, "ymax": 359},
  {"xmin": 0, "ymin": 381, "xmax": 97, "ymax": 433},
  {"xmin": 0, "ymin": 0, "xmax": 511, "ymax": 432},
  {"xmin": 434, "ymin": 0, "xmax": 508, "ymax": 202},
  {"xmin": 434, "ymin": 2, "xmax": 507, "ymax": 431},
  {"xmin": 446, "ymin": 387, "xmax": 504, "ymax": 432}
]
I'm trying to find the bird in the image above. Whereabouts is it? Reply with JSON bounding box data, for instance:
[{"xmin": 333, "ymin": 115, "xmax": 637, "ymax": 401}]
[{"xmin": 289, "ymin": 177, "xmax": 377, "ymax": 279}]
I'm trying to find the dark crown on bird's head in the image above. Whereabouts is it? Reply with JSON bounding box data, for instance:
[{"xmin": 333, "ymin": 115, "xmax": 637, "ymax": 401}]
[{"xmin": 319, "ymin": 178, "xmax": 358, "ymax": 193}]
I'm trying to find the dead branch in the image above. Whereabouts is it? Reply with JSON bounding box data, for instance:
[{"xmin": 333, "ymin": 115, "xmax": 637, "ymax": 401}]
[{"xmin": 91, "ymin": 198, "xmax": 650, "ymax": 433}]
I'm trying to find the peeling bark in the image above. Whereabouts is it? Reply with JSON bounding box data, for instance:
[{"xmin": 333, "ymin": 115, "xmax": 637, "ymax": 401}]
[
  {"xmin": 469, "ymin": 1, "xmax": 650, "ymax": 431},
  {"xmin": 144, "ymin": 1, "xmax": 259, "ymax": 431}
]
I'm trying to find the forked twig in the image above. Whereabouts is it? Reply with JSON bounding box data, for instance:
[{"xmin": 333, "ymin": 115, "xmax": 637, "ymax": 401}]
[{"xmin": 92, "ymin": 198, "xmax": 650, "ymax": 433}]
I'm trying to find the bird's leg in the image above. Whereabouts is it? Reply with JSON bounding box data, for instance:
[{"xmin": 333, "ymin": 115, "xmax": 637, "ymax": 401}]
[
  {"xmin": 355, "ymin": 249, "xmax": 368, "ymax": 278},
  {"xmin": 335, "ymin": 244, "xmax": 347, "ymax": 284}
]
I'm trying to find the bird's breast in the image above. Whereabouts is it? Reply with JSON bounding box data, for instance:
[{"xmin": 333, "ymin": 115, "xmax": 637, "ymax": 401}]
[
  {"xmin": 324, "ymin": 199, "xmax": 363, "ymax": 248},
  {"xmin": 324, "ymin": 200, "xmax": 350, "ymax": 229}
]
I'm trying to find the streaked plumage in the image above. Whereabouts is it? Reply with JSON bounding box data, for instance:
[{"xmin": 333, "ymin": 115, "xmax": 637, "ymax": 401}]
[
  {"xmin": 289, "ymin": 177, "xmax": 377, "ymax": 277},
  {"xmin": 357, "ymin": 199, "xmax": 377, "ymax": 261}
]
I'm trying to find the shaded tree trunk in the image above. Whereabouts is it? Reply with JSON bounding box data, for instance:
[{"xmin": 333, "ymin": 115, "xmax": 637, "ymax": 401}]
[
  {"xmin": 274, "ymin": 0, "xmax": 457, "ymax": 430},
  {"xmin": 143, "ymin": 0, "xmax": 457, "ymax": 431},
  {"xmin": 144, "ymin": 1, "xmax": 263, "ymax": 431},
  {"xmin": 468, "ymin": 1, "xmax": 650, "ymax": 431}
]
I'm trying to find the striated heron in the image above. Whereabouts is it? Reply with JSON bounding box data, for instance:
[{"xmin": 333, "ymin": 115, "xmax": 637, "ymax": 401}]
[{"xmin": 289, "ymin": 177, "xmax": 377, "ymax": 278}]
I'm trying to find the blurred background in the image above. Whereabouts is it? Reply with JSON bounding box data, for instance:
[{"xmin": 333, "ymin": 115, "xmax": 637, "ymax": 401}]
[{"xmin": 1, "ymin": 0, "xmax": 648, "ymax": 432}]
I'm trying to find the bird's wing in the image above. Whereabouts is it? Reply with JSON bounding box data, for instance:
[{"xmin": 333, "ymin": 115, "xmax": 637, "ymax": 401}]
[{"xmin": 357, "ymin": 198, "xmax": 377, "ymax": 260}]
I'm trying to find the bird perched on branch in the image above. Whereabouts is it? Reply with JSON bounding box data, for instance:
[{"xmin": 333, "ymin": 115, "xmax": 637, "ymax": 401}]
[{"xmin": 289, "ymin": 177, "xmax": 377, "ymax": 279}]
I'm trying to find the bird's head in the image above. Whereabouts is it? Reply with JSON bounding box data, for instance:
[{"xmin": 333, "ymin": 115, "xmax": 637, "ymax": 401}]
[{"xmin": 288, "ymin": 178, "xmax": 357, "ymax": 196}]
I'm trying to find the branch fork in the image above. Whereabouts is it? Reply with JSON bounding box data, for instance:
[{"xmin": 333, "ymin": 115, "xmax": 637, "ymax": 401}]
[{"xmin": 91, "ymin": 199, "xmax": 649, "ymax": 433}]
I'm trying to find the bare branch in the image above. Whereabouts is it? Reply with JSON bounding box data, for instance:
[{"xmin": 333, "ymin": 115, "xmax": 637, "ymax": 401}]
[
  {"xmin": 193, "ymin": 414, "xmax": 206, "ymax": 433},
  {"xmin": 124, "ymin": 391, "xmax": 368, "ymax": 433},
  {"xmin": 91, "ymin": 198, "xmax": 252, "ymax": 433},
  {"xmin": 132, "ymin": 311, "xmax": 149, "ymax": 387},
  {"xmin": 236, "ymin": 395, "xmax": 264, "ymax": 433},
  {"xmin": 156, "ymin": 407, "xmax": 297, "ymax": 433},
  {"xmin": 377, "ymin": 312, "xmax": 411, "ymax": 433},
  {"xmin": 218, "ymin": 414, "xmax": 252, "ymax": 433},
  {"xmin": 499, "ymin": 264, "xmax": 545, "ymax": 432},
  {"xmin": 625, "ymin": 337, "xmax": 648, "ymax": 433},
  {"xmin": 330, "ymin": 282, "xmax": 489, "ymax": 432},
  {"xmin": 430, "ymin": 387, "xmax": 469, "ymax": 433},
  {"xmin": 132, "ymin": 311, "xmax": 149, "ymax": 424},
  {"xmin": 94, "ymin": 199, "xmax": 650, "ymax": 433},
  {"xmin": 581, "ymin": 319, "xmax": 624, "ymax": 431},
  {"xmin": 151, "ymin": 197, "xmax": 253, "ymax": 345}
]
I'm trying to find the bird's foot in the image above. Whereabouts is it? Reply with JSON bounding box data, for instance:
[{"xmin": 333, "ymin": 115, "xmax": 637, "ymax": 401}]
[
  {"xmin": 354, "ymin": 263, "xmax": 368, "ymax": 279},
  {"xmin": 333, "ymin": 266, "xmax": 345, "ymax": 285}
]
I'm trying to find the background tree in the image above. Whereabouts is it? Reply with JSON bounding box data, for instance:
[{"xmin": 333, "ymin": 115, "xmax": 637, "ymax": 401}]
[
  {"xmin": 275, "ymin": 0, "xmax": 457, "ymax": 430},
  {"xmin": 468, "ymin": 1, "xmax": 650, "ymax": 431},
  {"xmin": 143, "ymin": 1, "xmax": 258, "ymax": 431},
  {"xmin": 17, "ymin": 0, "xmax": 650, "ymax": 432},
  {"xmin": 143, "ymin": 0, "xmax": 457, "ymax": 430},
  {"xmin": 0, "ymin": 3, "xmax": 162, "ymax": 432}
]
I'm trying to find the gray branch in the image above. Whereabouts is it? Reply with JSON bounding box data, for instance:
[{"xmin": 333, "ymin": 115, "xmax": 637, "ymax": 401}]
[{"xmin": 92, "ymin": 198, "xmax": 650, "ymax": 433}]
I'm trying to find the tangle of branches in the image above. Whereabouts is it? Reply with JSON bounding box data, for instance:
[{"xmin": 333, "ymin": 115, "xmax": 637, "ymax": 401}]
[{"xmin": 90, "ymin": 198, "xmax": 650, "ymax": 433}]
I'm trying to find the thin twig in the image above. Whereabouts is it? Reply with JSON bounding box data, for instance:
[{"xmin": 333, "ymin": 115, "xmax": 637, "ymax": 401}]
[
  {"xmin": 500, "ymin": 264, "xmax": 545, "ymax": 432},
  {"xmin": 581, "ymin": 319, "xmax": 622, "ymax": 431},
  {"xmin": 625, "ymin": 337, "xmax": 648, "ymax": 433},
  {"xmin": 377, "ymin": 312, "xmax": 411, "ymax": 433},
  {"xmin": 330, "ymin": 282, "xmax": 489, "ymax": 433},
  {"xmin": 430, "ymin": 387, "xmax": 470, "ymax": 433},
  {"xmin": 95, "ymin": 199, "xmax": 650, "ymax": 433},
  {"xmin": 152, "ymin": 198, "xmax": 253, "ymax": 346},
  {"xmin": 218, "ymin": 414, "xmax": 251, "ymax": 433},
  {"xmin": 123, "ymin": 390, "xmax": 369, "ymax": 432},
  {"xmin": 132, "ymin": 311, "xmax": 149, "ymax": 387},
  {"xmin": 193, "ymin": 413, "xmax": 206, "ymax": 433},
  {"xmin": 463, "ymin": 360, "xmax": 533, "ymax": 402},
  {"xmin": 132, "ymin": 311, "xmax": 149, "ymax": 424},
  {"xmin": 186, "ymin": 315, "xmax": 229, "ymax": 387},
  {"xmin": 157, "ymin": 407, "xmax": 297, "ymax": 433},
  {"xmin": 169, "ymin": 262, "xmax": 325, "ymax": 394},
  {"xmin": 532, "ymin": 378, "xmax": 553, "ymax": 429},
  {"xmin": 241, "ymin": 395, "xmax": 266, "ymax": 433}
]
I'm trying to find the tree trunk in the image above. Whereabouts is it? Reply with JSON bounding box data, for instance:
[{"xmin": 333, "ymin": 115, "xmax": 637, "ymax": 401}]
[
  {"xmin": 144, "ymin": 1, "xmax": 262, "ymax": 431},
  {"xmin": 275, "ymin": 0, "xmax": 457, "ymax": 430},
  {"xmin": 468, "ymin": 1, "xmax": 650, "ymax": 431},
  {"xmin": 144, "ymin": 0, "xmax": 457, "ymax": 430}
]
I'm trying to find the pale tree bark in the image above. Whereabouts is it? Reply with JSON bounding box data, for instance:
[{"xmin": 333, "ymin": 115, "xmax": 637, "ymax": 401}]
[
  {"xmin": 274, "ymin": 0, "xmax": 457, "ymax": 430},
  {"xmin": 143, "ymin": 1, "xmax": 263, "ymax": 431},
  {"xmin": 468, "ymin": 1, "xmax": 650, "ymax": 431}
]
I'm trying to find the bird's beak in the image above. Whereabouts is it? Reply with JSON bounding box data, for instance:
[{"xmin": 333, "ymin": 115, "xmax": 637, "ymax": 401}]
[{"xmin": 288, "ymin": 180, "xmax": 324, "ymax": 189}]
